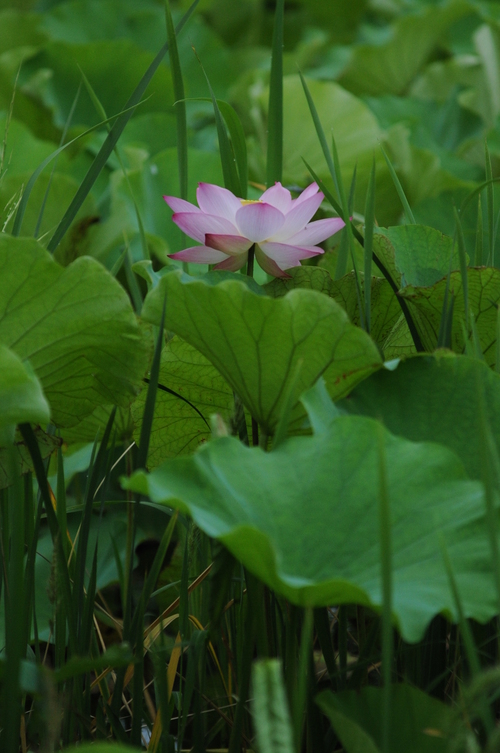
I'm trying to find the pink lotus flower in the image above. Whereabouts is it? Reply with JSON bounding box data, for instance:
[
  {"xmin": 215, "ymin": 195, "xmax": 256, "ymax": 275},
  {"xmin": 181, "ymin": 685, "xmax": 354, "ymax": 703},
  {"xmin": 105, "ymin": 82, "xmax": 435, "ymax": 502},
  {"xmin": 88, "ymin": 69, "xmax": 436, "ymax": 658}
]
[{"xmin": 163, "ymin": 182, "xmax": 345, "ymax": 278}]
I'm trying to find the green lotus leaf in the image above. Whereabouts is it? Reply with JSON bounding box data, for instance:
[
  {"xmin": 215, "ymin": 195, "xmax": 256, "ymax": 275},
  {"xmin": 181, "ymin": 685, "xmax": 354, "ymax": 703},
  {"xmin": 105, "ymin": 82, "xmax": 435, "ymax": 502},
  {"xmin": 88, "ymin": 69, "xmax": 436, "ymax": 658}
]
[
  {"xmin": 317, "ymin": 684, "xmax": 453, "ymax": 753},
  {"xmin": 132, "ymin": 337, "xmax": 235, "ymax": 466},
  {"xmin": 0, "ymin": 344, "xmax": 50, "ymax": 445},
  {"xmin": 141, "ymin": 270, "xmax": 382, "ymax": 433},
  {"xmin": 124, "ymin": 413, "xmax": 498, "ymax": 642},
  {"xmin": 399, "ymin": 267, "xmax": 500, "ymax": 364},
  {"xmin": 0, "ymin": 235, "xmax": 150, "ymax": 431},
  {"xmin": 373, "ymin": 225, "xmax": 459, "ymax": 288},
  {"xmin": 265, "ymin": 266, "xmax": 401, "ymax": 348},
  {"xmin": 338, "ymin": 0, "xmax": 470, "ymax": 96},
  {"xmin": 340, "ymin": 353, "xmax": 500, "ymax": 481}
]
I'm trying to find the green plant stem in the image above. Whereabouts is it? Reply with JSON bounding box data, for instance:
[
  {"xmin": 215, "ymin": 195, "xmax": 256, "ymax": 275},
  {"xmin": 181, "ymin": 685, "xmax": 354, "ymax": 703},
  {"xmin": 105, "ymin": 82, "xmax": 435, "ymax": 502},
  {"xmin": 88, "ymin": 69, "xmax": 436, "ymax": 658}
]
[{"xmin": 246, "ymin": 244, "xmax": 259, "ymax": 446}]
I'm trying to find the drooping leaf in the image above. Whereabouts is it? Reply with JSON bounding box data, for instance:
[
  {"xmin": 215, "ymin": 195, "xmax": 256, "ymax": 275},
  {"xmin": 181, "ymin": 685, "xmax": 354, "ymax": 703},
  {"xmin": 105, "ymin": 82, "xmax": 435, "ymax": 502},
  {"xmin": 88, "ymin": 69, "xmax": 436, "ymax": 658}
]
[
  {"xmin": 399, "ymin": 267, "xmax": 500, "ymax": 363},
  {"xmin": 0, "ymin": 345, "xmax": 50, "ymax": 445},
  {"xmin": 141, "ymin": 270, "xmax": 382, "ymax": 433},
  {"xmin": 0, "ymin": 235, "xmax": 150, "ymax": 431},
  {"xmin": 373, "ymin": 225, "xmax": 460, "ymax": 289},
  {"xmin": 338, "ymin": 0, "xmax": 470, "ymax": 97},
  {"xmin": 124, "ymin": 412, "xmax": 499, "ymax": 642},
  {"xmin": 317, "ymin": 684, "xmax": 453, "ymax": 753},
  {"xmin": 132, "ymin": 337, "xmax": 234, "ymax": 467},
  {"xmin": 265, "ymin": 266, "xmax": 400, "ymax": 348},
  {"xmin": 340, "ymin": 353, "xmax": 500, "ymax": 481}
]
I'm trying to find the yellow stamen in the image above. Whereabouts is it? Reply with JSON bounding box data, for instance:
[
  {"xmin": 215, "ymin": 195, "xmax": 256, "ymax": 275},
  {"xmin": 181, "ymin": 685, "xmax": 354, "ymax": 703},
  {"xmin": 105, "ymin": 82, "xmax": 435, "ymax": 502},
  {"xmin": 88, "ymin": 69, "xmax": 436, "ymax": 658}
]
[{"xmin": 240, "ymin": 199, "xmax": 262, "ymax": 205}]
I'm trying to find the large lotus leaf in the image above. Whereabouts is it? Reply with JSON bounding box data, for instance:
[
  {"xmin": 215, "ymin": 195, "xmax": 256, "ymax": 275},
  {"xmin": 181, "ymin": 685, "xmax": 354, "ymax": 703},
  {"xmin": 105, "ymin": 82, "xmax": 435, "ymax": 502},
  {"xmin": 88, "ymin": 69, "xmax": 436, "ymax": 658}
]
[
  {"xmin": 338, "ymin": 0, "xmax": 470, "ymax": 96},
  {"xmin": 132, "ymin": 337, "xmax": 234, "ymax": 467},
  {"xmin": 0, "ymin": 116, "xmax": 67, "ymax": 177},
  {"xmin": 373, "ymin": 225, "xmax": 459, "ymax": 288},
  {"xmin": 382, "ymin": 315, "xmax": 416, "ymax": 360},
  {"xmin": 141, "ymin": 270, "xmax": 382, "ymax": 433},
  {"xmin": 0, "ymin": 345, "xmax": 50, "ymax": 446},
  {"xmin": 0, "ymin": 235, "xmax": 150, "ymax": 430},
  {"xmin": 60, "ymin": 405, "xmax": 134, "ymax": 445},
  {"xmin": 124, "ymin": 414, "xmax": 499, "ymax": 642},
  {"xmin": 0, "ymin": 504, "xmax": 169, "ymax": 645},
  {"xmin": 317, "ymin": 684, "xmax": 453, "ymax": 753},
  {"xmin": 278, "ymin": 76, "xmax": 398, "ymax": 225},
  {"xmin": 0, "ymin": 9, "xmax": 47, "ymax": 54},
  {"xmin": 340, "ymin": 353, "xmax": 500, "ymax": 481},
  {"xmin": 383, "ymin": 123, "xmax": 472, "ymax": 209},
  {"xmin": 399, "ymin": 267, "xmax": 500, "ymax": 364},
  {"xmin": 0, "ymin": 171, "xmax": 97, "ymax": 239},
  {"xmin": 265, "ymin": 266, "xmax": 400, "ymax": 348},
  {"xmin": 22, "ymin": 39, "xmax": 174, "ymax": 128}
]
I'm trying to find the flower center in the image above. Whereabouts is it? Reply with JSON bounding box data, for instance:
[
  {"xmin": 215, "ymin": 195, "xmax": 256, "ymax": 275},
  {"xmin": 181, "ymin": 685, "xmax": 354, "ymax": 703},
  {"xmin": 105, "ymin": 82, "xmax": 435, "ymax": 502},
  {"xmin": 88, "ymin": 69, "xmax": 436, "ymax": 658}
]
[{"xmin": 240, "ymin": 199, "xmax": 262, "ymax": 205}]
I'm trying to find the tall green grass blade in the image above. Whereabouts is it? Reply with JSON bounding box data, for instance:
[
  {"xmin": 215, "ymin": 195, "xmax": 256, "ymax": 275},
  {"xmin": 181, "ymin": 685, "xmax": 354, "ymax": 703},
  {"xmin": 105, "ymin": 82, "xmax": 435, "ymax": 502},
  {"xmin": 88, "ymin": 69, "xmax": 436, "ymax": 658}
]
[
  {"xmin": 299, "ymin": 71, "xmax": 339, "ymax": 198},
  {"xmin": 470, "ymin": 312, "xmax": 484, "ymax": 360},
  {"xmin": 124, "ymin": 247, "xmax": 144, "ymax": 314},
  {"xmin": 266, "ymin": 0, "xmax": 284, "ymax": 187},
  {"xmin": 475, "ymin": 195, "xmax": 484, "ymax": 266},
  {"xmin": 437, "ymin": 263, "xmax": 454, "ymax": 349},
  {"xmin": 313, "ymin": 608, "xmax": 336, "ymax": 682},
  {"xmin": 440, "ymin": 536, "xmax": 494, "ymax": 735},
  {"xmin": 137, "ymin": 299, "xmax": 166, "ymax": 469},
  {"xmin": 252, "ymin": 659, "xmax": 294, "ymax": 753},
  {"xmin": 380, "ymin": 144, "xmax": 415, "ymax": 224},
  {"xmin": 196, "ymin": 56, "xmax": 241, "ymax": 196},
  {"xmin": 335, "ymin": 228, "xmax": 350, "ymax": 281},
  {"xmin": 56, "ymin": 446, "xmax": 68, "ymax": 558},
  {"xmin": 19, "ymin": 424, "xmax": 77, "ymax": 652},
  {"xmin": 228, "ymin": 572, "xmax": 257, "ymax": 753},
  {"xmin": 331, "ymin": 134, "xmax": 357, "ymax": 290},
  {"xmin": 166, "ymin": 0, "xmax": 188, "ymax": 200},
  {"xmin": 12, "ymin": 101, "xmax": 145, "ymax": 238},
  {"xmin": 496, "ymin": 305, "xmax": 500, "ymax": 373},
  {"xmin": 179, "ymin": 630, "xmax": 207, "ymax": 746},
  {"xmin": 477, "ymin": 389, "xmax": 500, "ymax": 616},
  {"xmin": 180, "ymin": 96, "xmax": 248, "ymax": 196},
  {"xmin": 454, "ymin": 207, "xmax": 469, "ymax": 326},
  {"xmin": 3, "ymin": 451, "xmax": 25, "ymax": 753},
  {"xmin": 377, "ymin": 424, "xmax": 392, "ymax": 753},
  {"xmin": 293, "ymin": 608, "xmax": 313, "ymax": 753},
  {"xmin": 45, "ymin": 0, "xmax": 200, "ymax": 253},
  {"xmin": 303, "ymin": 158, "xmax": 424, "ymax": 350},
  {"xmin": 364, "ymin": 158, "xmax": 376, "ymax": 333},
  {"xmin": 80, "ymin": 68, "xmax": 150, "ymax": 262},
  {"xmin": 485, "ymin": 139, "xmax": 495, "ymax": 266},
  {"xmin": 34, "ymin": 83, "xmax": 81, "ymax": 238},
  {"xmin": 217, "ymin": 101, "xmax": 248, "ymax": 198},
  {"xmin": 338, "ymin": 606, "xmax": 347, "ymax": 691}
]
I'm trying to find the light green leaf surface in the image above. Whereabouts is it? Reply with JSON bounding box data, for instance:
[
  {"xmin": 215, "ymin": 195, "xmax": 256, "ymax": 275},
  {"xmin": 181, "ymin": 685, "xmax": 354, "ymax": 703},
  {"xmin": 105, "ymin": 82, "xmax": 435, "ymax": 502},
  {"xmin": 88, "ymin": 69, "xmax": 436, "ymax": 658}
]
[
  {"xmin": 124, "ymin": 414, "xmax": 499, "ymax": 642},
  {"xmin": 338, "ymin": 0, "xmax": 470, "ymax": 96},
  {"xmin": 0, "ymin": 345, "xmax": 50, "ymax": 445},
  {"xmin": 0, "ymin": 170, "xmax": 97, "ymax": 239},
  {"xmin": 280, "ymin": 77, "xmax": 395, "ymax": 218},
  {"xmin": 373, "ymin": 225, "xmax": 459, "ymax": 288},
  {"xmin": 132, "ymin": 337, "xmax": 234, "ymax": 466},
  {"xmin": 22, "ymin": 39, "xmax": 174, "ymax": 129},
  {"xmin": 141, "ymin": 270, "xmax": 382, "ymax": 433},
  {"xmin": 340, "ymin": 353, "xmax": 500, "ymax": 480},
  {"xmin": 0, "ymin": 235, "xmax": 149, "ymax": 430},
  {"xmin": 399, "ymin": 267, "xmax": 500, "ymax": 363},
  {"xmin": 317, "ymin": 684, "xmax": 452, "ymax": 752},
  {"xmin": 266, "ymin": 266, "xmax": 400, "ymax": 347}
]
